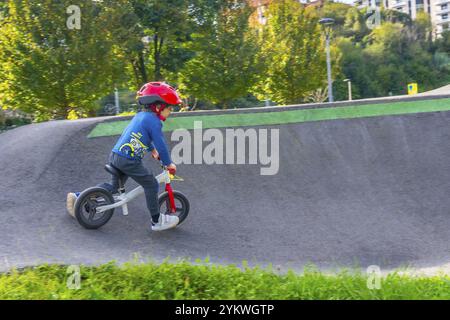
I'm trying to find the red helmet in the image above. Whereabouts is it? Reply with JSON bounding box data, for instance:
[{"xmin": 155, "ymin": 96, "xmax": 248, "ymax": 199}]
[{"xmin": 137, "ymin": 82, "xmax": 182, "ymax": 107}]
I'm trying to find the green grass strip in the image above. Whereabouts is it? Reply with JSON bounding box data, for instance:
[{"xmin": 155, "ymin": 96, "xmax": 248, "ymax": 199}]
[
  {"xmin": 1, "ymin": 261, "xmax": 450, "ymax": 300},
  {"xmin": 88, "ymin": 98, "xmax": 450, "ymax": 138}
]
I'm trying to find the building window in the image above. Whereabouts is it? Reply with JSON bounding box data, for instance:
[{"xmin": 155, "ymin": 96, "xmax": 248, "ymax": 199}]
[
  {"xmin": 442, "ymin": 4, "xmax": 448, "ymax": 10},
  {"xmin": 443, "ymin": 13, "xmax": 449, "ymax": 20}
]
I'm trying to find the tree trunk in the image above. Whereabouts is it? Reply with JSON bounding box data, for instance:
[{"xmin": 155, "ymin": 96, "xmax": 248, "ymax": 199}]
[
  {"xmin": 221, "ymin": 101, "xmax": 228, "ymax": 110},
  {"xmin": 153, "ymin": 34, "xmax": 164, "ymax": 80},
  {"xmin": 191, "ymin": 98, "xmax": 198, "ymax": 111},
  {"xmin": 137, "ymin": 50, "xmax": 148, "ymax": 84},
  {"xmin": 131, "ymin": 52, "xmax": 148, "ymax": 87},
  {"xmin": 55, "ymin": 106, "xmax": 70, "ymax": 119},
  {"xmin": 130, "ymin": 58, "xmax": 141, "ymax": 88}
]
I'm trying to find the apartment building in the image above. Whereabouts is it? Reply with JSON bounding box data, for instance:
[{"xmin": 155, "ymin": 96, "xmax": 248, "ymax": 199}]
[
  {"xmin": 355, "ymin": 0, "xmax": 449, "ymax": 35},
  {"xmin": 434, "ymin": 0, "xmax": 450, "ymax": 34}
]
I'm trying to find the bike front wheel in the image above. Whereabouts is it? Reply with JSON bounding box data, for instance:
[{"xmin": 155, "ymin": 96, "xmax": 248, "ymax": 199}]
[
  {"xmin": 74, "ymin": 187, "xmax": 115, "ymax": 229},
  {"xmin": 158, "ymin": 191, "xmax": 190, "ymax": 225}
]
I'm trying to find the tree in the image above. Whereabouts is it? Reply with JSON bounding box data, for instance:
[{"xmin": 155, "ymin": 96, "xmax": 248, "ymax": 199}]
[
  {"xmin": 178, "ymin": 0, "xmax": 261, "ymax": 108},
  {"xmin": 101, "ymin": 0, "xmax": 148, "ymax": 88},
  {"xmin": 127, "ymin": 0, "xmax": 195, "ymax": 81},
  {"xmin": 254, "ymin": 0, "xmax": 332, "ymax": 105},
  {"xmin": 366, "ymin": 21, "xmax": 441, "ymax": 94},
  {"xmin": 382, "ymin": 8, "xmax": 412, "ymax": 26},
  {"xmin": 318, "ymin": 1, "xmax": 354, "ymax": 35},
  {"xmin": 342, "ymin": 6, "xmax": 370, "ymax": 42},
  {"xmin": 0, "ymin": 1, "xmax": 8, "ymax": 21},
  {"xmin": 0, "ymin": 0, "xmax": 127, "ymax": 120},
  {"xmin": 336, "ymin": 38, "xmax": 373, "ymax": 99},
  {"xmin": 337, "ymin": 19, "xmax": 443, "ymax": 98},
  {"xmin": 435, "ymin": 30, "xmax": 450, "ymax": 54}
]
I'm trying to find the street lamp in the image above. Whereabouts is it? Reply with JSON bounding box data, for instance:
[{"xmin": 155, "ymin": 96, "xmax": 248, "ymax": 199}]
[
  {"xmin": 319, "ymin": 17, "xmax": 335, "ymax": 103},
  {"xmin": 343, "ymin": 79, "xmax": 352, "ymax": 101}
]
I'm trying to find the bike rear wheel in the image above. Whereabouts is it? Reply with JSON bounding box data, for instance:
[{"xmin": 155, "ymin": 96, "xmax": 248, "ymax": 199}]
[
  {"xmin": 158, "ymin": 191, "xmax": 190, "ymax": 225},
  {"xmin": 74, "ymin": 187, "xmax": 115, "ymax": 229}
]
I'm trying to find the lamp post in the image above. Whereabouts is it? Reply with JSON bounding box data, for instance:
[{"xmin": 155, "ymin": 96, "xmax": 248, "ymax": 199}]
[
  {"xmin": 319, "ymin": 18, "xmax": 335, "ymax": 103},
  {"xmin": 343, "ymin": 79, "xmax": 352, "ymax": 101}
]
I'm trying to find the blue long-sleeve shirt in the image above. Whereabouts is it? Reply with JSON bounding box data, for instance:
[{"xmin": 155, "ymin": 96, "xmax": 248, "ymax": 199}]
[{"xmin": 112, "ymin": 111, "xmax": 172, "ymax": 165}]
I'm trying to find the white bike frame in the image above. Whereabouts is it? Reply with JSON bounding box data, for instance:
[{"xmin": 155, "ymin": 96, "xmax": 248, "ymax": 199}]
[{"xmin": 95, "ymin": 169, "xmax": 172, "ymax": 216}]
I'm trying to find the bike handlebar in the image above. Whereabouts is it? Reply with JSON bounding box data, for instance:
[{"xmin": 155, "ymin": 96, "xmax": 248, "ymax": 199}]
[{"xmin": 155, "ymin": 156, "xmax": 176, "ymax": 175}]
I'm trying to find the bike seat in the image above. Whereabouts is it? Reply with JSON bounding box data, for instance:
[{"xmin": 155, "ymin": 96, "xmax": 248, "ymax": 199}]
[{"xmin": 104, "ymin": 164, "xmax": 125, "ymax": 178}]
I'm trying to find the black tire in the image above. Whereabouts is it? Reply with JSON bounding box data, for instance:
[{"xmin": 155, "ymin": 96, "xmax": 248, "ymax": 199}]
[
  {"xmin": 74, "ymin": 187, "xmax": 115, "ymax": 229},
  {"xmin": 158, "ymin": 191, "xmax": 190, "ymax": 225}
]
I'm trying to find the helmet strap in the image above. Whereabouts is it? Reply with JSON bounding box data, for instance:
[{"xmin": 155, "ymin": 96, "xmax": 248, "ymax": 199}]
[{"xmin": 148, "ymin": 103, "xmax": 167, "ymax": 121}]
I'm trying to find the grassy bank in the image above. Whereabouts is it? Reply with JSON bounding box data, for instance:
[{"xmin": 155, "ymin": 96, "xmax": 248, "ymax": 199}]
[
  {"xmin": 1, "ymin": 261, "xmax": 450, "ymax": 299},
  {"xmin": 88, "ymin": 98, "xmax": 450, "ymax": 138}
]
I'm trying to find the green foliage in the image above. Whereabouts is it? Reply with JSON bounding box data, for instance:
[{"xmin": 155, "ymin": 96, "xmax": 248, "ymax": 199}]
[
  {"xmin": 254, "ymin": 0, "xmax": 330, "ymax": 105},
  {"xmin": 342, "ymin": 7, "xmax": 371, "ymax": 42},
  {"xmin": 0, "ymin": 1, "xmax": 8, "ymax": 22},
  {"xmin": 435, "ymin": 30, "xmax": 450, "ymax": 53},
  {"xmin": 335, "ymin": 7, "xmax": 447, "ymax": 98},
  {"xmin": 1, "ymin": 261, "xmax": 450, "ymax": 299},
  {"xmin": 100, "ymin": 0, "xmax": 147, "ymax": 88},
  {"xmin": 382, "ymin": 7, "xmax": 412, "ymax": 26},
  {"xmin": 0, "ymin": 0, "xmax": 127, "ymax": 120},
  {"xmin": 130, "ymin": 0, "xmax": 196, "ymax": 81},
  {"xmin": 176, "ymin": 0, "xmax": 261, "ymax": 109},
  {"xmin": 1, "ymin": 0, "xmax": 449, "ymax": 118},
  {"xmin": 318, "ymin": 1, "xmax": 356, "ymax": 35},
  {"xmin": 305, "ymin": 87, "xmax": 328, "ymax": 103}
]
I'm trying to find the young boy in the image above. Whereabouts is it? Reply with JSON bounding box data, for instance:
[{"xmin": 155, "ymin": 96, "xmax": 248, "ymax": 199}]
[{"xmin": 67, "ymin": 82, "xmax": 180, "ymax": 231}]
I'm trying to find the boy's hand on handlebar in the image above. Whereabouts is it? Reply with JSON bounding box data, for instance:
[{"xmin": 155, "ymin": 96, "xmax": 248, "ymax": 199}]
[
  {"xmin": 151, "ymin": 149, "xmax": 159, "ymax": 160},
  {"xmin": 167, "ymin": 163, "xmax": 177, "ymax": 175}
]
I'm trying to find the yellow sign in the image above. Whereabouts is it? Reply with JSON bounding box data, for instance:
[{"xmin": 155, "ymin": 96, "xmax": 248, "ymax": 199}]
[{"xmin": 408, "ymin": 83, "xmax": 418, "ymax": 95}]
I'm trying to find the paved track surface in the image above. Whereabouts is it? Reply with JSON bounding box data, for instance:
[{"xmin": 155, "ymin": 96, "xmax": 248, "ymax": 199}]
[
  {"xmin": 420, "ymin": 84, "xmax": 450, "ymax": 96},
  {"xmin": 1, "ymin": 111, "xmax": 450, "ymax": 272}
]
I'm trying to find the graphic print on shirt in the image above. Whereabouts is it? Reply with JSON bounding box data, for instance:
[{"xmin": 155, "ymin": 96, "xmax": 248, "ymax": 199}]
[{"xmin": 118, "ymin": 132, "xmax": 149, "ymax": 159}]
